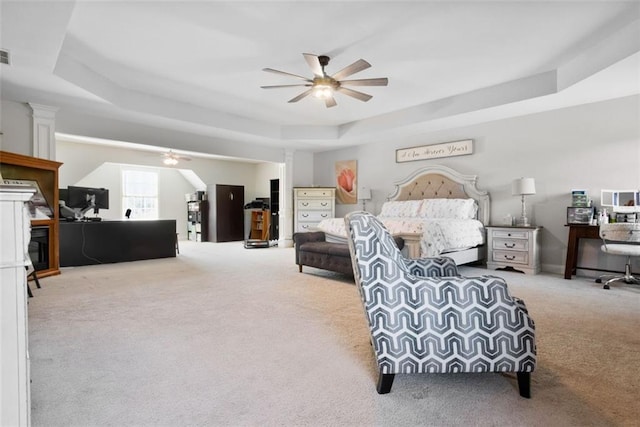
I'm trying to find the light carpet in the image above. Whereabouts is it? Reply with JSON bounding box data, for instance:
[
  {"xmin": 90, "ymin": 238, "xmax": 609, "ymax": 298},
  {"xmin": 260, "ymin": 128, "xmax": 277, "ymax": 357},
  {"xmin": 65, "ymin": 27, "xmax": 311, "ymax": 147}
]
[{"xmin": 28, "ymin": 241, "xmax": 640, "ymax": 426}]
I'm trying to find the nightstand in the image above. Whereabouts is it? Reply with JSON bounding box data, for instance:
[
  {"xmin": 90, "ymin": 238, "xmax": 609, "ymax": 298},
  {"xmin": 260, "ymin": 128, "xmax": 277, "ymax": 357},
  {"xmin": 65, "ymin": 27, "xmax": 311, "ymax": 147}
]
[{"xmin": 486, "ymin": 225, "xmax": 542, "ymax": 274}]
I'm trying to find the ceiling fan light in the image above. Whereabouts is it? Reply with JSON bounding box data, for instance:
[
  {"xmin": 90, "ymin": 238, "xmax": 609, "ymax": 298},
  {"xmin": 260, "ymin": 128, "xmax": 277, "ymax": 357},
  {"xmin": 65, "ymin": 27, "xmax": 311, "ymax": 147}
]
[
  {"xmin": 163, "ymin": 157, "xmax": 178, "ymax": 165},
  {"xmin": 313, "ymin": 85, "xmax": 333, "ymax": 99}
]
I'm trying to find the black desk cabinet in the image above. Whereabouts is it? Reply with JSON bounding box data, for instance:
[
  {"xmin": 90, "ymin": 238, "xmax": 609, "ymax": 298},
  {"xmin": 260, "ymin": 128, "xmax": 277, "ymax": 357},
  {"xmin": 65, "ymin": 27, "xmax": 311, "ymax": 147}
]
[{"xmin": 60, "ymin": 219, "xmax": 176, "ymax": 267}]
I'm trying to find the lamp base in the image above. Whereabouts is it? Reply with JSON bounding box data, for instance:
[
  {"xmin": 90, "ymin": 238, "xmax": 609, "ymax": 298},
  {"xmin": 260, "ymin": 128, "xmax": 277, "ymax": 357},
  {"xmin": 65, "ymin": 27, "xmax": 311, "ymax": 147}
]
[{"xmin": 515, "ymin": 216, "xmax": 531, "ymax": 227}]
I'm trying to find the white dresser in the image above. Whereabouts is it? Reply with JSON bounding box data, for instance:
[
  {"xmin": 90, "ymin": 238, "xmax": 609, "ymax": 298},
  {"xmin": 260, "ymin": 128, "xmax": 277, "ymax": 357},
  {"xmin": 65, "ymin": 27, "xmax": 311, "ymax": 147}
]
[
  {"xmin": 294, "ymin": 187, "xmax": 336, "ymax": 233},
  {"xmin": 486, "ymin": 225, "xmax": 542, "ymax": 274},
  {"xmin": 1, "ymin": 185, "xmax": 35, "ymax": 427}
]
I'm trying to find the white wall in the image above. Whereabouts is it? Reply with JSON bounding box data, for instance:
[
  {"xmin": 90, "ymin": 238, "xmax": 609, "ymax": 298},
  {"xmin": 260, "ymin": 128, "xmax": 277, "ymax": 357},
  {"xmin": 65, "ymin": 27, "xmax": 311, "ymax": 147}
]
[
  {"xmin": 255, "ymin": 162, "xmax": 280, "ymax": 200},
  {"xmin": 292, "ymin": 150, "xmax": 314, "ymax": 187},
  {"xmin": 0, "ymin": 100, "xmax": 32, "ymax": 155},
  {"xmin": 313, "ymin": 95, "xmax": 640, "ymax": 275}
]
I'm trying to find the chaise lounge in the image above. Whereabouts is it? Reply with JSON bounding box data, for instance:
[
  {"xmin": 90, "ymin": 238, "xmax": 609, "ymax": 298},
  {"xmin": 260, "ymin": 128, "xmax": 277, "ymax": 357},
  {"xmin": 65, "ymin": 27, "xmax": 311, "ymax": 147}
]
[{"xmin": 344, "ymin": 211, "xmax": 537, "ymax": 397}]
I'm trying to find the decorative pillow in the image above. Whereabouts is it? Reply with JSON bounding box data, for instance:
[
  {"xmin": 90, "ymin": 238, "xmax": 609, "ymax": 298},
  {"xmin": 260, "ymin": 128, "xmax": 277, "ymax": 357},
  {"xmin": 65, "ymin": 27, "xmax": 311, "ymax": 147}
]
[
  {"xmin": 378, "ymin": 200, "xmax": 424, "ymax": 218},
  {"xmin": 418, "ymin": 198, "xmax": 478, "ymax": 219}
]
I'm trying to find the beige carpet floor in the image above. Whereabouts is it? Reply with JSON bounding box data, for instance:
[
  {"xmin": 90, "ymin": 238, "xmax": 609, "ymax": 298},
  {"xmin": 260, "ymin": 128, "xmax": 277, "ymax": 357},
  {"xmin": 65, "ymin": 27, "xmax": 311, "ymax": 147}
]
[{"xmin": 28, "ymin": 241, "xmax": 640, "ymax": 426}]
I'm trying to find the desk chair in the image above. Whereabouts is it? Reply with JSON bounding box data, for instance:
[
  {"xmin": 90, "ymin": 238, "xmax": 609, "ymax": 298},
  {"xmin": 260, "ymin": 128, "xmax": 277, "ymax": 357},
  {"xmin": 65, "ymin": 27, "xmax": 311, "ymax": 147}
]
[{"xmin": 596, "ymin": 223, "xmax": 640, "ymax": 290}]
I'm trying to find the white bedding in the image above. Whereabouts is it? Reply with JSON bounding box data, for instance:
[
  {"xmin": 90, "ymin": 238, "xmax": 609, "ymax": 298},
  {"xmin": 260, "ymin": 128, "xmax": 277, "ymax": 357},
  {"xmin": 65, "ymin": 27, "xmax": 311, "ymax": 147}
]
[
  {"xmin": 315, "ymin": 198, "xmax": 485, "ymax": 258},
  {"xmin": 316, "ymin": 216, "xmax": 484, "ymax": 258}
]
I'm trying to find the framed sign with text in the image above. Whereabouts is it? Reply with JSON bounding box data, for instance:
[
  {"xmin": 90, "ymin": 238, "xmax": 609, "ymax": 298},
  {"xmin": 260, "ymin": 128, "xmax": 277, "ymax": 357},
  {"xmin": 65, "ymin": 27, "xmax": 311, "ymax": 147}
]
[{"xmin": 396, "ymin": 139, "xmax": 473, "ymax": 163}]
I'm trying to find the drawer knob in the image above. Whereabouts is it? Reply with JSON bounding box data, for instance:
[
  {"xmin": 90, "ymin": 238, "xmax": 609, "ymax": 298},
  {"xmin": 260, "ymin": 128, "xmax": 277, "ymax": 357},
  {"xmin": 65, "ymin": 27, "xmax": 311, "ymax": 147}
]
[
  {"xmin": 504, "ymin": 255, "xmax": 516, "ymax": 261},
  {"xmin": 504, "ymin": 243, "xmax": 516, "ymax": 248},
  {"xmin": 302, "ymin": 213, "xmax": 308, "ymax": 217},
  {"xmin": 507, "ymin": 233, "xmax": 512, "ymax": 236}
]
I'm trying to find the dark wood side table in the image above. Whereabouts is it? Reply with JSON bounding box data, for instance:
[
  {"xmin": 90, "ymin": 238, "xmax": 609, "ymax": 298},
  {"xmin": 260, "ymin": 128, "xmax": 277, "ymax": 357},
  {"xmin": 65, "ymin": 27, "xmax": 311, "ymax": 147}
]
[{"xmin": 564, "ymin": 224, "xmax": 600, "ymax": 279}]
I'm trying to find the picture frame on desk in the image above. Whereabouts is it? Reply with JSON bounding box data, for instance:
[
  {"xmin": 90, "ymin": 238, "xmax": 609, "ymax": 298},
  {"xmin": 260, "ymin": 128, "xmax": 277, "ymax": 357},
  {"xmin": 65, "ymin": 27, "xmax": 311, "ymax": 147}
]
[{"xmin": 567, "ymin": 206, "xmax": 594, "ymax": 224}]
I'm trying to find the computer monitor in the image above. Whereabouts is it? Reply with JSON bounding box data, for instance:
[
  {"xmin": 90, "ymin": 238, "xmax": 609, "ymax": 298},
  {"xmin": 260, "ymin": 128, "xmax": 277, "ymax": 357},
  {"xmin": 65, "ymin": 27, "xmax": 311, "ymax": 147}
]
[{"xmin": 67, "ymin": 186, "xmax": 109, "ymax": 216}]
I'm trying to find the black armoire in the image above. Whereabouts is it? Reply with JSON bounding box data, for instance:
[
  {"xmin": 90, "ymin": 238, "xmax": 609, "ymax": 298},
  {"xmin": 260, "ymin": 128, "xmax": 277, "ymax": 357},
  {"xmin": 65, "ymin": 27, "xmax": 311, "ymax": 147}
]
[{"xmin": 208, "ymin": 184, "xmax": 245, "ymax": 242}]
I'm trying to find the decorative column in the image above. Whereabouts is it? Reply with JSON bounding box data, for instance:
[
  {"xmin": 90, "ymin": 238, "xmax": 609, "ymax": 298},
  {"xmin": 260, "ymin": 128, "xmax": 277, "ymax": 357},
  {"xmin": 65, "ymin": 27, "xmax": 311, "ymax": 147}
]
[
  {"xmin": 0, "ymin": 185, "xmax": 36, "ymax": 427},
  {"xmin": 28, "ymin": 103, "xmax": 58, "ymax": 160},
  {"xmin": 279, "ymin": 149, "xmax": 294, "ymax": 248}
]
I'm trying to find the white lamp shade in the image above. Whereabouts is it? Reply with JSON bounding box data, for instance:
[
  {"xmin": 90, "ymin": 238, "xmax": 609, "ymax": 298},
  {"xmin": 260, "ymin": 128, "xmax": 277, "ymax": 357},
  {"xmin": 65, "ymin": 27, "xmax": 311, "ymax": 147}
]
[
  {"xmin": 358, "ymin": 186, "xmax": 372, "ymax": 201},
  {"xmin": 512, "ymin": 178, "xmax": 536, "ymax": 196}
]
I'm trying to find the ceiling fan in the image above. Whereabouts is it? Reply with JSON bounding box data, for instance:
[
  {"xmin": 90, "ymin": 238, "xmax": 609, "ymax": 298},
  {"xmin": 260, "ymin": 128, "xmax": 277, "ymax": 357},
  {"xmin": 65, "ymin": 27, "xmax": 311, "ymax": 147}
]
[
  {"xmin": 261, "ymin": 53, "xmax": 388, "ymax": 108},
  {"xmin": 162, "ymin": 150, "xmax": 191, "ymax": 166}
]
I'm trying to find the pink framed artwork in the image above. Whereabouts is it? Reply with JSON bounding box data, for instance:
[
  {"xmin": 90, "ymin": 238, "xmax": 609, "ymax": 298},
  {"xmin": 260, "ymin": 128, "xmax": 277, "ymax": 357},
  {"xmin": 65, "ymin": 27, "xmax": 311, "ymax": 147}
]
[{"xmin": 335, "ymin": 160, "xmax": 357, "ymax": 204}]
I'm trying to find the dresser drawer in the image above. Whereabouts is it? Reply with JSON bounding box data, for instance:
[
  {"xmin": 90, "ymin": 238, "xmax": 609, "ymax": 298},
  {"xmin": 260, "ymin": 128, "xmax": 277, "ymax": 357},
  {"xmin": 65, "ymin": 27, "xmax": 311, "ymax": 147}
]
[
  {"xmin": 491, "ymin": 229, "xmax": 529, "ymax": 239},
  {"xmin": 493, "ymin": 238, "xmax": 528, "ymax": 251},
  {"xmin": 492, "ymin": 250, "xmax": 529, "ymax": 265},
  {"xmin": 297, "ymin": 199, "xmax": 333, "ymax": 210},
  {"xmin": 295, "ymin": 188, "xmax": 334, "ymax": 198},
  {"xmin": 296, "ymin": 222, "xmax": 321, "ymax": 232},
  {"xmin": 297, "ymin": 211, "xmax": 332, "ymax": 222}
]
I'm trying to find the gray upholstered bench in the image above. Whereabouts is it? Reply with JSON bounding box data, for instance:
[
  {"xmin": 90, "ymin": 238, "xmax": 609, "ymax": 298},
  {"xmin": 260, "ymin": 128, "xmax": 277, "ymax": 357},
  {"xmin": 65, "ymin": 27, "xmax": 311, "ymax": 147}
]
[{"xmin": 293, "ymin": 231, "xmax": 403, "ymax": 276}]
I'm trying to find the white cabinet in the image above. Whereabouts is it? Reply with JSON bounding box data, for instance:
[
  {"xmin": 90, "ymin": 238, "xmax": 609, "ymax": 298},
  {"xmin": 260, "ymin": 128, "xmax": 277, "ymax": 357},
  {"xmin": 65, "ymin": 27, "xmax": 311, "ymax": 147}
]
[
  {"xmin": 486, "ymin": 226, "xmax": 542, "ymax": 275},
  {"xmin": 294, "ymin": 187, "xmax": 335, "ymax": 233},
  {"xmin": 1, "ymin": 185, "xmax": 35, "ymax": 427}
]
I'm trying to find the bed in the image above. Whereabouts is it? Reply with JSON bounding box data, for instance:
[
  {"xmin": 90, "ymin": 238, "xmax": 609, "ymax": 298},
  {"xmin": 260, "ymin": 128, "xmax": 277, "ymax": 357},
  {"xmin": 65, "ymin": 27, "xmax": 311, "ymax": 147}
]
[{"xmin": 316, "ymin": 164, "xmax": 490, "ymax": 265}]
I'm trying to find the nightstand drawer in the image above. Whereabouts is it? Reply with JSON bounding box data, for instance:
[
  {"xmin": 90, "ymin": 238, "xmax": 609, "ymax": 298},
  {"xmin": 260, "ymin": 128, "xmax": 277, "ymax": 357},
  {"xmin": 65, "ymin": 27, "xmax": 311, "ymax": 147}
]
[
  {"xmin": 493, "ymin": 238, "xmax": 529, "ymax": 251},
  {"xmin": 492, "ymin": 230, "xmax": 529, "ymax": 239},
  {"xmin": 492, "ymin": 250, "xmax": 529, "ymax": 265}
]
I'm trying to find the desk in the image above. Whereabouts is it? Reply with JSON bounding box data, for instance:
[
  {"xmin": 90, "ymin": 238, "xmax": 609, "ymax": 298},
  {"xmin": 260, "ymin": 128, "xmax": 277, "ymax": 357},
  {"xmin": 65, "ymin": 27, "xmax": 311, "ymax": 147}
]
[
  {"xmin": 564, "ymin": 224, "xmax": 600, "ymax": 279},
  {"xmin": 60, "ymin": 219, "xmax": 176, "ymax": 267}
]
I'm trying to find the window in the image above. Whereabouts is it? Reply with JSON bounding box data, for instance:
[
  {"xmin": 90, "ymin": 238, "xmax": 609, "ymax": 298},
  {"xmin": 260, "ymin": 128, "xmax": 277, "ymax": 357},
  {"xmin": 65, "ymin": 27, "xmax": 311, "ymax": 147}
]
[{"xmin": 122, "ymin": 169, "xmax": 158, "ymax": 219}]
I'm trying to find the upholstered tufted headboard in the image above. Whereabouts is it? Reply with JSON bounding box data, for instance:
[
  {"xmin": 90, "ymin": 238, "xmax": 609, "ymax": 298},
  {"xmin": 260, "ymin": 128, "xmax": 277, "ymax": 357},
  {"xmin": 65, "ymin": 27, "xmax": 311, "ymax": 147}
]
[{"xmin": 387, "ymin": 165, "xmax": 491, "ymax": 225}]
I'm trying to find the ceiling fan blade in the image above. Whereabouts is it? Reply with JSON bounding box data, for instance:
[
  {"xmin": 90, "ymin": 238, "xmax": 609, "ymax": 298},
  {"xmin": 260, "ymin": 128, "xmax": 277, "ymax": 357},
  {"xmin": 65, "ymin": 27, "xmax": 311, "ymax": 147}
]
[
  {"xmin": 303, "ymin": 53, "xmax": 323, "ymax": 77},
  {"xmin": 324, "ymin": 96, "xmax": 337, "ymax": 108},
  {"xmin": 331, "ymin": 59, "xmax": 371, "ymax": 80},
  {"xmin": 262, "ymin": 68, "xmax": 312, "ymax": 82},
  {"xmin": 261, "ymin": 84, "xmax": 312, "ymax": 89},
  {"xmin": 339, "ymin": 77, "xmax": 388, "ymax": 87},
  {"xmin": 288, "ymin": 88, "xmax": 314, "ymax": 103},
  {"xmin": 336, "ymin": 86, "xmax": 373, "ymax": 102}
]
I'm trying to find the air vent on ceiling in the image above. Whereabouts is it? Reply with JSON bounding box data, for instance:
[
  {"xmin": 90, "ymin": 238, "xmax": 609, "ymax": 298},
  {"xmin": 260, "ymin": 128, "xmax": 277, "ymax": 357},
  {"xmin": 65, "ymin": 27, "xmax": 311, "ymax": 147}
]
[{"xmin": 0, "ymin": 49, "xmax": 10, "ymax": 65}]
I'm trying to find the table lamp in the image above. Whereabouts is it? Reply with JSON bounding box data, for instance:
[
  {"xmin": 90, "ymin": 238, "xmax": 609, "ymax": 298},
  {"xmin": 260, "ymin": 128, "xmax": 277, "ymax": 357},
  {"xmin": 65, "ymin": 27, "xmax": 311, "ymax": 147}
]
[
  {"xmin": 512, "ymin": 178, "xmax": 536, "ymax": 226},
  {"xmin": 358, "ymin": 186, "xmax": 372, "ymax": 211}
]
